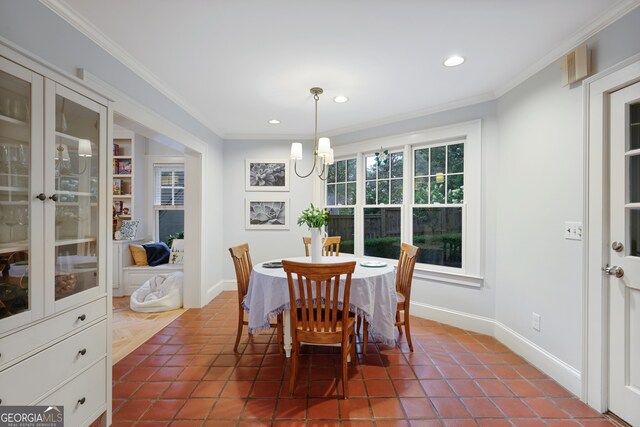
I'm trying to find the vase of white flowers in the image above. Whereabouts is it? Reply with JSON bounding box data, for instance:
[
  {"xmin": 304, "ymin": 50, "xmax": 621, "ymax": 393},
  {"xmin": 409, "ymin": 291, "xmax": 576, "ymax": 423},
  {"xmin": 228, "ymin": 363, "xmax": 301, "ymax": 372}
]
[{"xmin": 297, "ymin": 203, "xmax": 330, "ymax": 262}]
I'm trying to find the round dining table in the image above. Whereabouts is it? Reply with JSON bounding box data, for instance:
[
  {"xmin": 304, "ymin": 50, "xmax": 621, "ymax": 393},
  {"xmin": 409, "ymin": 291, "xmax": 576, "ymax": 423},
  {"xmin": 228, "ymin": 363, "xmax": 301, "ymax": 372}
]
[{"xmin": 243, "ymin": 255, "xmax": 398, "ymax": 357}]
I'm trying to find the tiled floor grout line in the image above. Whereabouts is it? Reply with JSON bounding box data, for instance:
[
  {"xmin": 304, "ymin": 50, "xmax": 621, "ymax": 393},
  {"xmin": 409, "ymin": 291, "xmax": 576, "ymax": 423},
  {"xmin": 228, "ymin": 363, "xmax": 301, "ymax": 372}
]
[{"xmin": 108, "ymin": 292, "xmax": 623, "ymax": 426}]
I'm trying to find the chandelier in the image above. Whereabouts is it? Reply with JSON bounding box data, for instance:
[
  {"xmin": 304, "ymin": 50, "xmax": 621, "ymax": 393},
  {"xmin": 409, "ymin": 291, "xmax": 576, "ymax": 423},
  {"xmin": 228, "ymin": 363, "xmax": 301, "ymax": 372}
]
[{"xmin": 290, "ymin": 87, "xmax": 333, "ymax": 179}]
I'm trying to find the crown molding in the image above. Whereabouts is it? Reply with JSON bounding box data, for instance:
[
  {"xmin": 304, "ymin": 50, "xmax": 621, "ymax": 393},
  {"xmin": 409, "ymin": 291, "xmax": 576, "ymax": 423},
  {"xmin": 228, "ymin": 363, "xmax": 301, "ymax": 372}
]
[
  {"xmin": 495, "ymin": 0, "xmax": 640, "ymax": 98},
  {"xmin": 39, "ymin": 0, "xmax": 224, "ymax": 138},
  {"xmin": 324, "ymin": 92, "xmax": 496, "ymax": 138}
]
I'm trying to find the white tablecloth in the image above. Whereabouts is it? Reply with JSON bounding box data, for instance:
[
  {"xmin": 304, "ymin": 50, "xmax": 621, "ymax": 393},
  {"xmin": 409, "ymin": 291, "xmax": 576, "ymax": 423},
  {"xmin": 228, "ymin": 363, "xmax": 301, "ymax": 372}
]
[{"xmin": 243, "ymin": 255, "xmax": 398, "ymax": 346}]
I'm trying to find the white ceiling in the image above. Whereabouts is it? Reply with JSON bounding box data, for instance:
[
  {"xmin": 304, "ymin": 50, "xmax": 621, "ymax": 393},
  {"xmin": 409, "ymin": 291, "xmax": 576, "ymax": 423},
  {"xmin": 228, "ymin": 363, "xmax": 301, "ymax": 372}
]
[{"xmin": 53, "ymin": 0, "xmax": 635, "ymax": 139}]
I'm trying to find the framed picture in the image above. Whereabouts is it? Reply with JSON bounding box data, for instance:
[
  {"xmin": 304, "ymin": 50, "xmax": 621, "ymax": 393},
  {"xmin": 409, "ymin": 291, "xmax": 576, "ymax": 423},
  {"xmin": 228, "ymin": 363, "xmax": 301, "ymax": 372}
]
[
  {"xmin": 245, "ymin": 197, "xmax": 289, "ymax": 230},
  {"xmin": 245, "ymin": 159, "xmax": 289, "ymax": 191},
  {"xmin": 169, "ymin": 239, "xmax": 184, "ymax": 264}
]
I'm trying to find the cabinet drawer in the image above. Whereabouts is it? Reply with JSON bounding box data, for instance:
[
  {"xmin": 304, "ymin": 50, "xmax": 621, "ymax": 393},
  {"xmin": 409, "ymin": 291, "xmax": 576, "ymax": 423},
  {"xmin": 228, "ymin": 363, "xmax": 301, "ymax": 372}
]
[
  {"xmin": 38, "ymin": 358, "xmax": 107, "ymax": 427},
  {"xmin": 0, "ymin": 320, "xmax": 106, "ymax": 404},
  {"xmin": 0, "ymin": 298, "xmax": 106, "ymax": 370}
]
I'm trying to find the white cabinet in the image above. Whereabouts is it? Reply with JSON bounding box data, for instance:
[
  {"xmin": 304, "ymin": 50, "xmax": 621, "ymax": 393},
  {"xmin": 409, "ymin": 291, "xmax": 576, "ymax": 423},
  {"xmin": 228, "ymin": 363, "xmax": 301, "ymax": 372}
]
[{"xmin": 0, "ymin": 51, "xmax": 109, "ymax": 427}]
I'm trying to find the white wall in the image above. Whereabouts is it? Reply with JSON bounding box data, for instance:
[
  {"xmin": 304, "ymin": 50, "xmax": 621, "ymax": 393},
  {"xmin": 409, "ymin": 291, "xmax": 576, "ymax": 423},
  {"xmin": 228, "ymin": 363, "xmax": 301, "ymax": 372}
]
[
  {"xmin": 222, "ymin": 140, "xmax": 315, "ymax": 280},
  {"xmin": 495, "ymin": 6, "xmax": 640, "ymax": 374}
]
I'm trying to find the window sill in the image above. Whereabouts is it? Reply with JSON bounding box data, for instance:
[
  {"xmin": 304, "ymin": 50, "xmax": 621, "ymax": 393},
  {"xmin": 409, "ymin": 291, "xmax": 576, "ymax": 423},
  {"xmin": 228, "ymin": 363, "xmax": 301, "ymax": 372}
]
[{"xmin": 412, "ymin": 267, "xmax": 484, "ymax": 288}]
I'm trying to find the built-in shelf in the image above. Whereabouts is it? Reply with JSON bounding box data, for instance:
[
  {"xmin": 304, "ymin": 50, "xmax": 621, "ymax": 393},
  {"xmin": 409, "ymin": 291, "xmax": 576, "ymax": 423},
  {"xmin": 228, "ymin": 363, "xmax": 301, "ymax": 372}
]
[
  {"xmin": 55, "ymin": 237, "xmax": 96, "ymax": 247},
  {"xmin": 0, "ymin": 113, "xmax": 27, "ymax": 126}
]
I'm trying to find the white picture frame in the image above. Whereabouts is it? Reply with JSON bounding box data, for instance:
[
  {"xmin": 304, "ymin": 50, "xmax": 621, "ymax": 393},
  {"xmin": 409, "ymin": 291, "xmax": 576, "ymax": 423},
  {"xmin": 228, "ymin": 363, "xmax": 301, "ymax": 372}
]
[
  {"xmin": 245, "ymin": 159, "xmax": 289, "ymax": 192},
  {"xmin": 169, "ymin": 239, "xmax": 184, "ymax": 264},
  {"xmin": 245, "ymin": 197, "xmax": 290, "ymax": 230}
]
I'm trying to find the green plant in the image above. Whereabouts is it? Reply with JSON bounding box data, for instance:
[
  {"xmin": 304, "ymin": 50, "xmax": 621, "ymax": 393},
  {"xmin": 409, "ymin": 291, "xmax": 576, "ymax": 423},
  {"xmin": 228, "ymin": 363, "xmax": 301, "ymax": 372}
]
[
  {"xmin": 297, "ymin": 203, "xmax": 330, "ymax": 229},
  {"xmin": 165, "ymin": 231, "xmax": 184, "ymax": 248}
]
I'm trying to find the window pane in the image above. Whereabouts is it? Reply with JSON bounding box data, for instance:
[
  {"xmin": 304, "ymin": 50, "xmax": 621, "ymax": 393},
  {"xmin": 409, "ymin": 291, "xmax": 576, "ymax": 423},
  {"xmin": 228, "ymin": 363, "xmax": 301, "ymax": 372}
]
[
  {"xmin": 447, "ymin": 143, "xmax": 464, "ymax": 174},
  {"xmin": 631, "ymin": 209, "xmax": 640, "ymax": 257},
  {"xmin": 366, "ymin": 156, "xmax": 376, "ymax": 180},
  {"xmin": 430, "ymin": 177, "xmax": 445, "ymax": 204},
  {"xmin": 337, "ymin": 160, "xmax": 346, "ymax": 182},
  {"xmin": 327, "ymin": 207, "xmax": 354, "ymax": 254},
  {"xmin": 337, "ymin": 183, "xmax": 346, "ymax": 205},
  {"xmin": 160, "ymin": 188, "xmax": 173, "ymax": 205},
  {"xmin": 326, "ymin": 184, "xmax": 336, "ymax": 205},
  {"xmin": 415, "ymin": 148, "xmax": 429, "ymax": 176},
  {"xmin": 366, "ymin": 181, "xmax": 377, "ymax": 204},
  {"xmin": 158, "ymin": 209, "xmax": 184, "ymax": 244},
  {"xmin": 390, "ymin": 179, "xmax": 403, "ymax": 204},
  {"xmin": 413, "ymin": 207, "xmax": 462, "ymax": 268},
  {"xmin": 447, "ymin": 174, "xmax": 464, "ymax": 204},
  {"xmin": 346, "ymin": 183, "xmax": 356, "ymax": 205},
  {"xmin": 390, "ymin": 152, "xmax": 403, "ymax": 178},
  {"xmin": 161, "ymin": 172, "xmax": 173, "ymax": 186},
  {"xmin": 175, "ymin": 171, "xmax": 184, "ymax": 186},
  {"xmin": 431, "ymin": 146, "xmax": 446, "ymax": 174},
  {"xmin": 327, "ymin": 163, "xmax": 336, "ymax": 183},
  {"xmin": 364, "ymin": 207, "xmax": 401, "ymax": 259},
  {"xmin": 415, "ymin": 177, "xmax": 429, "ymax": 204},
  {"xmin": 378, "ymin": 179, "xmax": 389, "ymax": 204},
  {"xmin": 631, "ymin": 155, "xmax": 640, "ymax": 204},
  {"xmin": 347, "ymin": 159, "xmax": 357, "ymax": 181},
  {"xmin": 378, "ymin": 158, "xmax": 389, "ymax": 178},
  {"xmin": 631, "ymin": 102, "xmax": 640, "ymax": 150},
  {"xmin": 174, "ymin": 188, "xmax": 184, "ymax": 205}
]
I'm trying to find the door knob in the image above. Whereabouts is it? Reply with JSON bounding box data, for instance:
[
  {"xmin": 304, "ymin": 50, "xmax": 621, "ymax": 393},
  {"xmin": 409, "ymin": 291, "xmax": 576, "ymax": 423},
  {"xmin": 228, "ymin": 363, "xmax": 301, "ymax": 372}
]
[
  {"xmin": 611, "ymin": 241, "xmax": 624, "ymax": 252},
  {"xmin": 36, "ymin": 193, "xmax": 46, "ymax": 201},
  {"xmin": 49, "ymin": 194, "xmax": 58, "ymax": 202},
  {"xmin": 602, "ymin": 264, "xmax": 624, "ymax": 278}
]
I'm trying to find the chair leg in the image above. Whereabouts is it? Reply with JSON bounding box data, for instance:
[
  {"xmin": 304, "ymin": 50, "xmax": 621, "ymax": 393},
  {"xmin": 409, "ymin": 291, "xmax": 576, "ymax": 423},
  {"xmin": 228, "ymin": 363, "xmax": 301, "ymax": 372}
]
[
  {"xmin": 362, "ymin": 319, "xmax": 368, "ymax": 355},
  {"xmin": 234, "ymin": 309, "xmax": 244, "ymax": 353},
  {"xmin": 404, "ymin": 307, "xmax": 413, "ymax": 352},
  {"xmin": 289, "ymin": 341, "xmax": 299, "ymax": 395},
  {"xmin": 342, "ymin": 341, "xmax": 349, "ymax": 399},
  {"xmin": 276, "ymin": 313, "xmax": 284, "ymax": 354},
  {"xmin": 356, "ymin": 314, "xmax": 361, "ymax": 336},
  {"xmin": 396, "ymin": 310, "xmax": 403, "ymax": 336}
]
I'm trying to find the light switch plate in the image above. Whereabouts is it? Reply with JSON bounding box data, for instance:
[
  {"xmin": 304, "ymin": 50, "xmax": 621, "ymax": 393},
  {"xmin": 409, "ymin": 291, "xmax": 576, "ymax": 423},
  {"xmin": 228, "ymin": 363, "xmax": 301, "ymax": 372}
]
[{"xmin": 564, "ymin": 221, "xmax": 583, "ymax": 240}]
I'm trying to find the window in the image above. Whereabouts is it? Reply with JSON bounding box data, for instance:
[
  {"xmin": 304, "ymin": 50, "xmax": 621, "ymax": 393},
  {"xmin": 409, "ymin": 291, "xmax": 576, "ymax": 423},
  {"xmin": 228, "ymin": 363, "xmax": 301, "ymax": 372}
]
[
  {"xmin": 363, "ymin": 151, "xmax": 403, "ymax": 258},
  {"xmin": 326, "ymin": 159, "xmax": 356, "ymax": 253},
  {"xmin": 413, "ymin": 142, "xmax": 464, "ymax": 267},
  {"xmin": 154, "ymin": 164, "xmax": 184, "ymax": 243},
  {"xmin": 324, "ymin": 120, "xmax": 481, "ymax": 280}
]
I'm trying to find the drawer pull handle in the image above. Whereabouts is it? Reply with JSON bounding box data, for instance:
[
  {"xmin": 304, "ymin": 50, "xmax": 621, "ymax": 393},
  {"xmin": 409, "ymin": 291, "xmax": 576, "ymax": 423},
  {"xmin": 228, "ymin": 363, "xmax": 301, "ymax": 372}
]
[
  {"xmin": 78, "ymin": 397, "xmax": 86, "ymax": 405},
  {"xmin": 78, "ymin": 314, "xmax": 86, "ymax": 321},
  {"xmin": 78, "ymin": 348, "xmax": 87, "ymax": 356}
]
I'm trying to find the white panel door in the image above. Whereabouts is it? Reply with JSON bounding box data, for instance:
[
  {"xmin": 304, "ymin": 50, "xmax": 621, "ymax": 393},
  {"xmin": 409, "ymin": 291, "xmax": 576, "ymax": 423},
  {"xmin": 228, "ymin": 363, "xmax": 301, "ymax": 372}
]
[{"xmin": 609, "ymin": 80, "xmax": 640, "ymax": 427}]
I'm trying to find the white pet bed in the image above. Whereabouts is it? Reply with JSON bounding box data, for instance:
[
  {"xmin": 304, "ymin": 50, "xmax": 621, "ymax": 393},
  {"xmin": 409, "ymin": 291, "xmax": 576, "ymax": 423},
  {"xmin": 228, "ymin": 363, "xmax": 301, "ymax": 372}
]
[{"xmin": 130, "ymin": 271, "xmax": 183, "ymax": 313}]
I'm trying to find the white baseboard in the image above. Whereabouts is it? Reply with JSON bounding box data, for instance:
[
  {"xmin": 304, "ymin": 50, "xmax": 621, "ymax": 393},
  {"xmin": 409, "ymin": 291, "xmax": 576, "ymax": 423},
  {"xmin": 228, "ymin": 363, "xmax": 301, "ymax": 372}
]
[
  {"xmin": 494, "ymin": 323, "xmax": 581, "ymax": 396},
  {"xmin": 205, "ymin": 280, "xmax": 227, "ymax": 305},
  {"xmin": 410, "ymin": 301, "xmax": 495, "ymax": 335},
  {"xmin": 410, "ymin": 301, "xmax": 581, "ymax": 396},
  {"xmin": 222, "ymin": 280, "xmax": 238, "ymax": 291}
]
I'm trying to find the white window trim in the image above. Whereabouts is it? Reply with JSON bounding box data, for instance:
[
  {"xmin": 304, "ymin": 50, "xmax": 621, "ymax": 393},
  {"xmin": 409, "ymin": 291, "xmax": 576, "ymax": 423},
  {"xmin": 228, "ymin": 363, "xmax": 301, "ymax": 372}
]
[
  {"xmin": 146, "ymin": 155, "xmax": 184, "ymax": 241},
  {"xmin": 325, "ymin": 120, "xmax": 483, "ymax": 285}
]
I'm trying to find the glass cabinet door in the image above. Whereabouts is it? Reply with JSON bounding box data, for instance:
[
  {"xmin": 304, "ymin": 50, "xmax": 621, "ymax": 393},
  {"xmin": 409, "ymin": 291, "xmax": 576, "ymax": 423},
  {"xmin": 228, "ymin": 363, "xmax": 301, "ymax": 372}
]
[
  {"xmin": 0, "ymin": 58, "xmax": 43, "ymax": 332},
  {"xmin": 50, "ymin": 87, "xmax": 102, "ymax": 306}
]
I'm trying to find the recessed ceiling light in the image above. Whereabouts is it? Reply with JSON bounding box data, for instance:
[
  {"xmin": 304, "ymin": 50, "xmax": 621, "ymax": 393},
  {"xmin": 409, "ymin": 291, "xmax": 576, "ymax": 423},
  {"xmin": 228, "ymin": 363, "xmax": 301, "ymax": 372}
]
[
  {"xmin": 333, "ymin": 95, "xmax": 349, "ymax": 103},
  {"xmin": 443, "ymin": 56, "xmax": 465, "ymax": 67},
  {"xmin": 268, "ymin": 119, "xmax": 280, "ymax": 124}
]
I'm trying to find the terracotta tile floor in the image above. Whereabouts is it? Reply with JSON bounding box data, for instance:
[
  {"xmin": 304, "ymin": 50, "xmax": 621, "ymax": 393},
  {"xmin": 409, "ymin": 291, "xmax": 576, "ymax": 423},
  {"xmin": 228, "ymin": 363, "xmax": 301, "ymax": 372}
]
[{"xmin": 111, "ymin": 291, "xmax": 623, "ymax": 427}]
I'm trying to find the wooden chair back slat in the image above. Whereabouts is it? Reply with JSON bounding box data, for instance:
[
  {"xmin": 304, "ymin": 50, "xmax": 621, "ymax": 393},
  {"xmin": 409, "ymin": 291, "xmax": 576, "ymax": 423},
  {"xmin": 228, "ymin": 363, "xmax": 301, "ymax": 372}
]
[
  {"xmin": 229, "ymin": 243, "xmax": 252, "ymax": 301},
  {"xmin": 283, "ymin": 261, "xmax": 356, "ymax": 334},
  {"xmin": 302, "ymin": 236, "xmax": 342, "ymax": 257},
  {"xmin": 396, "ymin": 243, "xmax": 420, "ymax": 298}
]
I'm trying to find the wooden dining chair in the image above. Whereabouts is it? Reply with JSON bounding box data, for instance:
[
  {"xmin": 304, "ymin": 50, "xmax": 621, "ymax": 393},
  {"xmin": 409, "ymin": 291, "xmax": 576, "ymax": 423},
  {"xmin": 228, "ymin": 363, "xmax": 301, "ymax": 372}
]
[
  {"xmin": 302, "ymin": 236, "xmax": 341, "ymax": 256},
  {"xmin": 363, "ymin": 243, "xmax": 420, "ymax": 353},
  {"xmin": 228, "ymin": 243, "xmax": 283, "ymax": 353},
  {"xmin": 282, "ymin": 260, "xmax": 357, "ymax": 398}
]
